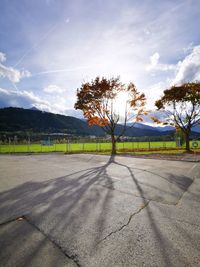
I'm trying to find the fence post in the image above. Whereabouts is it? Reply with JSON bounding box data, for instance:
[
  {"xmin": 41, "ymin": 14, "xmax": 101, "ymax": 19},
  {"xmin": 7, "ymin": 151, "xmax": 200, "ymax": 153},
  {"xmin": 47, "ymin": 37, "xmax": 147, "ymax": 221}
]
[
  {"xmin": 29, "ymin": 140, "xmax": 30, "ymax": 153},
  {"xmin": 96, "ymin": 140, "xmax": 98, "ymax": 152},
  {"xmin": 30, "ymin": 139, "xmax": 31, "ymax": 152},
  {"xmin": 66, "ymin": 140, "xmax": 68, "ymax": 153},
  {"xmin": 9, "ymin": 138, "xmax": 11, "ymax": 153},
  {"xmin": 28, "ymin": 137, "xmax": 30, "ymax": 153}
]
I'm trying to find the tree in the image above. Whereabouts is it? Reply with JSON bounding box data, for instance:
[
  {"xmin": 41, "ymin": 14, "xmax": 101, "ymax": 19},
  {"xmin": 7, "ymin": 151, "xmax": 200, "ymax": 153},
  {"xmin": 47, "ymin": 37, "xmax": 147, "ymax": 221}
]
[
  {"xmin": 153, "ymin": 82, "xmax": 200, "ymax": 152},
  {"xmin": 74, "ymin": 76, "xmax": 147, "ymax": 154},
  {"xmin": 175, "ymin": 126, "xmax": 185, "ymax": 146}
]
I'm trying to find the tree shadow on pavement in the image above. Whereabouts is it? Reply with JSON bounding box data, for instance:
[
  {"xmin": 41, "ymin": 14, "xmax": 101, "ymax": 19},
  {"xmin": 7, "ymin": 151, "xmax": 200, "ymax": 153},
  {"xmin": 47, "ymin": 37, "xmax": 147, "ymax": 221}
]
[
  {"xmin": 0, "ymin": 156, "xmax": 116, "ymax": 266},
  {"xmin": 105, "ymin": 155, "xmax": 193, "ymax": 267},
  {"xmin": 0, "ymin": 154, "xmax": 195, "ymax": 267}
]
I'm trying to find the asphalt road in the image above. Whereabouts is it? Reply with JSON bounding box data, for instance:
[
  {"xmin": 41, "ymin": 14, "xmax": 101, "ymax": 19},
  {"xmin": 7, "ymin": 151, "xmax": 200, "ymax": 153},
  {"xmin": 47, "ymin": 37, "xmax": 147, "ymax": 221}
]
[{"xmin": 0, "ymin": 154, "xmax": 200, "ymax": 267}]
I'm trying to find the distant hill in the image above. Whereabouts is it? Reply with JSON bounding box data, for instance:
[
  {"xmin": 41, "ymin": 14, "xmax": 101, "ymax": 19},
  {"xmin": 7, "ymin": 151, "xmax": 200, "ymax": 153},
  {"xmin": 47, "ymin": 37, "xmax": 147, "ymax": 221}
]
[
  {"xmin": 2, "ymin": 107, "xmax": 198, "ymax": 138},
  {"xmin": 132, "ymin": 122, "xmax": 200, "ymax": 133},
  {"xmin": 192, "ymin": 125, "xmax": 200, "ymax": 133},
  {"xmin": 129, "ymin": 122, "xmax": 156, "ymax": 131},
  {"xmin": 0, "ymin": 107, "xmax": 104, "ymax": 136},
  {"xmin": 127, "ymin": 122, "xmax": 174, "ymax": 132},
  {"xmin": 156, "ymin": 126, "xmax": 175, "ymax": 132},
  {"xmin": 29, "ymin": 106, "xmax": 40, "ymax": 111}
]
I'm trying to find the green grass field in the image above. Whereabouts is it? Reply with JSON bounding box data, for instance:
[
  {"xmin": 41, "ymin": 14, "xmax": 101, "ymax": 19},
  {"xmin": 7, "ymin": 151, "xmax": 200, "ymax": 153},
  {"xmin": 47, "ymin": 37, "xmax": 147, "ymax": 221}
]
[{"xmin": 0, "ymin": 140, "xmax": 199, "ymax": 154}]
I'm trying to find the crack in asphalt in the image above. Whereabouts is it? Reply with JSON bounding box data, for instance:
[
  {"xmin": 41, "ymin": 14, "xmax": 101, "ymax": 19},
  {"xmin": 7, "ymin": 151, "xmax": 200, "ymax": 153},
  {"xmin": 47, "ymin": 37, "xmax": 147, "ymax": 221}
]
[
  {"xmin": 24, "ymin": 216, "xmax": 82, "ymax": 267},
  {"xmin": 98, "ymin": 201, "xmax": 150, "ymax": 244},
  {"xmin": 0, "ymin": 215, "xmax": 81, "ymax": 267},
  {"xmin": 0, "ymin": 216, "xmax": 25, "ymax": 226}
]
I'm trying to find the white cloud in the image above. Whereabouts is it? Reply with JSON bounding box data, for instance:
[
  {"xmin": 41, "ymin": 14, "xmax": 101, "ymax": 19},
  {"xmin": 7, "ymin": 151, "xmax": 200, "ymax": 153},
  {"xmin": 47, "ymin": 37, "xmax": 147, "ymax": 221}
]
[
  {"xmin": 183, "ymin": 42, "xmax": 194, "ymax": 54},
  {"xmin": 0, "ymin": 87, "xmax": 50, "ymax": 111},
  {"xmin": 19, "ymin": 0, "xmax": 199, "ymax": 105},
  {"xmin": 146, "ymin": 52, "xmax": 176, "ymax": 72},
  {"xmin": 0, "ymin": 87, "xmax": 82, "ymax": 117},
  {"xmin": 144, "ymin": 45, "xmax": 200, "ymax": 116},
  {"xmin": 0, "ymin": 51, "xmax": 31, "ymax": 83},
  {"xmin": 0, "ymin": 64, "xmax": 31, "ymax": 83},
  {"xmin": 143, "ymin": 81, "xmax": 170, "ymax": 110},
  {"xmin": 173, "ymin": 45, "xmax": 200, "ymax": 84},
  {"xmin": 150, "ymin": 52, "xmax": 160, "ymax": 67},
  {"xmin": 43, "ymin": 84, "xmax": 66, "ymax": 94},
  {"xmin": 65, "ymin": 18, "xmax": 70, "ymax": 23},
  {"xmin": 1, "ymin": 1, "xmax": 200, "ymax": 119},
  {"xmin": 0, "ymin": 52, "xmax": 6, "ymax": 62},
  {"xmin": 140, "ymin": 110, "xmax": 169, "ymax": 125}
]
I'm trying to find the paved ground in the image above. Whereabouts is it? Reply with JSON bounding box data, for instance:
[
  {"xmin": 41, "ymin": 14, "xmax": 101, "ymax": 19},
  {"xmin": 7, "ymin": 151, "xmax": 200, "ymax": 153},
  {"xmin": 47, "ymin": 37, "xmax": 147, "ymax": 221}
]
[
  {"xmin": 0, "ymin": 154, "xmax": 200, "ymax": 267},
  {"xmin": 127, "ymin": 152, "xmax": 200, "ymax": 162}
]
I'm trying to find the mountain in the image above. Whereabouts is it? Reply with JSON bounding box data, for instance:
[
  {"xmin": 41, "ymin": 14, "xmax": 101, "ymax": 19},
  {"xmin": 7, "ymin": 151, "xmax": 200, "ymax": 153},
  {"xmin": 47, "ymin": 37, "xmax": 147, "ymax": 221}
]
[
  {"xmin": 133, "ymin": 122, "xmax": 199, "ymax": 133},
  {"xmin": 1, "ymin": 107, "xmax": 199, "ymax": 139},
  {"xmin": 0, "ymin": 107, "xmax": 104, "ymax": 136},
  {"xmin": 29, "ymin": 106, "xmax": 40, "ymax": 111},
  {"xmin": 192, "ymin": 125, "xmax": 200, "ymax": 133},
  {"xmin": 130, "ymin": 123, "xmax": 174, "ymax": 132},
  {"xmin": 114, "ymin": 124, "xmax": 173, "ymax": 138},
  {"xmin": 131, "ymin": 122, "xmax": 156, "ymax": 131},
  {"xmin": 156, "ymin": 126, "xmax": 175, "ymax": 132},
  {"xmin": 0, "ymin": 107, "xmax": 176, "ymax": 138}
]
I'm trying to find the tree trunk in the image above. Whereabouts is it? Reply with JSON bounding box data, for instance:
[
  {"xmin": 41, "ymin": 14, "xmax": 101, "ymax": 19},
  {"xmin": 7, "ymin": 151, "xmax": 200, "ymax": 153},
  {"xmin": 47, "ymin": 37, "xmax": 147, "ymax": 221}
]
[
  {"xmin": 111, "ymin": 134, "xmax": 116, "ymax": 155},
  {"xmin": 185, "ymin": 131, "xmax": 191, "ymax": 152}
]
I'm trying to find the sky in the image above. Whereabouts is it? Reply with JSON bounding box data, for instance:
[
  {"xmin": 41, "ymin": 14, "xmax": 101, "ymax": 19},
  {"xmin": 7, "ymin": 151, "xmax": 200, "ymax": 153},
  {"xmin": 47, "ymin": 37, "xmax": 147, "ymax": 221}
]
[{"xmin": 0, "ymin": 0, "xmax": 200, "ymax": 118}]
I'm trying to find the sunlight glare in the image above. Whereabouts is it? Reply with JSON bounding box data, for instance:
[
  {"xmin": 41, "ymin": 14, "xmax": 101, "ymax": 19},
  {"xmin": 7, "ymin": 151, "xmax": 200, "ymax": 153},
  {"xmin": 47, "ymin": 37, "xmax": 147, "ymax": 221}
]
[{"xmin": 114, "ymin": 91, "xmax": 130, "ymax": 116}]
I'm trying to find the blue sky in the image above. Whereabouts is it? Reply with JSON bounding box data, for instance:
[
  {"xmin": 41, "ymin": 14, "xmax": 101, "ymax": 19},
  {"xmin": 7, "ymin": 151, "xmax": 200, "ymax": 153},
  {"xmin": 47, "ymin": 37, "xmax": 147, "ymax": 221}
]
[{"xmin": 0, "ymin": 0, "xmax": 200, "ymax": 117}]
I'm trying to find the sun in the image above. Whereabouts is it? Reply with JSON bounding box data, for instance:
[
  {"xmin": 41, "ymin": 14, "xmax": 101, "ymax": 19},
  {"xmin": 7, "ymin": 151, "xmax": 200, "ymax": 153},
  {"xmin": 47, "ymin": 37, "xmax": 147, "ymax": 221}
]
[{"xmin": 114, "ymin": 91, "xmax": 130, "ymax": 116}]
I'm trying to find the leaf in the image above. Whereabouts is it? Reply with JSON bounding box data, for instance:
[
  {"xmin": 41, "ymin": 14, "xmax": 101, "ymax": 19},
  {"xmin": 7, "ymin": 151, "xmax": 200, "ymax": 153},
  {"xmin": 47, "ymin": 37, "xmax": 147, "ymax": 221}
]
[{"xmin": 151, "ymin": 116, "xmax": 162, "ymax": 124}]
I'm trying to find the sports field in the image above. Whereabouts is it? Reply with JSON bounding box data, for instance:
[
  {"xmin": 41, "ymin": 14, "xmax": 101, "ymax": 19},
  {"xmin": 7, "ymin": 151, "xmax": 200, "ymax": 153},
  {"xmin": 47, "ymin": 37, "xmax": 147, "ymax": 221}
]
[{"xmin": 0, "ymin": 140, "xmax": 199, "ymax": 153}]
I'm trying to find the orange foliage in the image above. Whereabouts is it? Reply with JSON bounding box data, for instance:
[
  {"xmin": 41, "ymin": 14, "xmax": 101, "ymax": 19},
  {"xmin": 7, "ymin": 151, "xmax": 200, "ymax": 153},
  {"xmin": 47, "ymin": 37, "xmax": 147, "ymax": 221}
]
[
  {"xmin": 75, "ymin": 76, "xmax": 147, "ymax": 128},
  {"xmin": 151, "ymin": 116, "xmax": 162, "ymax": 124}
]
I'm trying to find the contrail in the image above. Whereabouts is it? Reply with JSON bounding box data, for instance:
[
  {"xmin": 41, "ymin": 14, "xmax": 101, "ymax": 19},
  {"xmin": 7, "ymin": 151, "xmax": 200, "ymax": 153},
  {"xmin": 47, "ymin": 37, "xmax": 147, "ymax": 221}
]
[
  {"xmin": 32, "ymin": 66, "xmax": 93, "ymax": 76},
  {"xmin": 14, "ymin": 22, "xmax": 59, "ymax": 67},
  {"xmin": 10, "ymin": 80, "xmax": 20, "ymax": 91}
]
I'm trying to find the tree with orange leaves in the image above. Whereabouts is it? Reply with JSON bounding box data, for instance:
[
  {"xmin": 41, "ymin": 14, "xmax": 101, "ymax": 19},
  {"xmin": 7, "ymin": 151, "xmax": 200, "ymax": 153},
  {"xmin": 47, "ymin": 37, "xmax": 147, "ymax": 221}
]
[
  {"xmin": 154, "ymin": 82, "xmax": 200, "ymax": 152},
  {"xmin": 75, "ymin": 76, "xmax": 147, "ymax": 154}
]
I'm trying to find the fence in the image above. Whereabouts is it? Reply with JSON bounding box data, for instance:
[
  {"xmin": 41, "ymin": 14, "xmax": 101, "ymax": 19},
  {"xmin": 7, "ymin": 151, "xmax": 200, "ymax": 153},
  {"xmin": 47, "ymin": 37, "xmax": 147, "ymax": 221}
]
[{"xmin": 0, "ymin": 140, "xmax": 199, "ymax": 154}]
